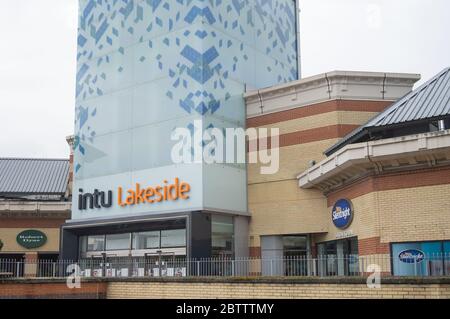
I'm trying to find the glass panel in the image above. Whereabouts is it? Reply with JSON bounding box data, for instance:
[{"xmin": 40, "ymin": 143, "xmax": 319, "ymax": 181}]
[
  {"xmin": 133, "ymin": 231, "xmax": 160, "ymax": 250},
  {"xmin": 105, "ymin": 233, "xmax": 130, "ymax": 251},
  {"xmin": 212, "ymin": 215, "xmax": 234, "ymax": 257},
  {"xmin": 325, "ymin": 241, "xmax": 337, "ymax": 276},
  {"xmin": 87, "ymin": 235, "xmax": 105, "ymax": 251},
  {"xmin": 392, "ymin": 241, "xmax": 442, "ymax": 276},
  {"xmin": 444, "ymin": 242, "xmax": 450, "ymax": 276},
  {"xmin": 161, "ymin": 229, "xmax": 186, "ymax": 248},
  {"xmin": 283, "ymin": 236, "xmax": 307, "ymax": 252},
  {"xmin": 343, "ymin": 238, "xmax": 359, "ymax": 276},
  {"xmin": 422, "ymin": 241, "xmax": 444, "ymax": 276},
  {"xmin": 79, "ymin": 236, "xmax": 88, "ymax": 255}
]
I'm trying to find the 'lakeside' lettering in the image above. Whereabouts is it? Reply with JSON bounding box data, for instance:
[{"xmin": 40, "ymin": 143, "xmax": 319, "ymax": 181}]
[{"xmin": 118, "ymin": 178, "xmax": 190, "ymax": 207}]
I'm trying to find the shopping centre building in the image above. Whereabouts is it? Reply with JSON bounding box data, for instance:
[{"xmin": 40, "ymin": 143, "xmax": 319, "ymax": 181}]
[
  {"xmin": 248, "ymin": 67, "xmax": 450, "ymax": 276},
  {"xmin": 59, "ymin": 0, "xmax": 449, "ymax": 277}
]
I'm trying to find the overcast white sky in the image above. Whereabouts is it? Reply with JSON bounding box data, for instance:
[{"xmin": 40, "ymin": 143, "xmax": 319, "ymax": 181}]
[{"xmin": 0, "ymin": 0, "xmax": 449, "ymax": 159}]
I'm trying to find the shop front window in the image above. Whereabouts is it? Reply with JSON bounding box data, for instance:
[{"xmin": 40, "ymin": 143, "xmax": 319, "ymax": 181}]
[
  {"xmin": 105, "ymin": 233, "xmax": 130, "ymax": 251},
  {"xmin": 87, "ymin": 235, "xmax": 105, "ymax": 252},
  {"xmin": 161, "ymin": 229, "xmax": 186, "ymax": 248},
  {"xmin": 133, "ymin": 231, "xmax": 160, "ymax": 250},
  {"xmin": 212, "ymin": 215, "xmax": 234, "ymax": 258},
  {"xmin": 392, "ymin": 241, "xmax": 450, "ymax": 276}
]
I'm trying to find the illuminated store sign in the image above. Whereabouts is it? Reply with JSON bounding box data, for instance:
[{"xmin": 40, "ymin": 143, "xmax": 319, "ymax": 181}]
[
  {"xmin": 78, "ymin": 178, "xmax": 191, "ymax": 211},
  {"xmin": 331, "ymin": 199, "xmax": 353, "ymax": 229}
]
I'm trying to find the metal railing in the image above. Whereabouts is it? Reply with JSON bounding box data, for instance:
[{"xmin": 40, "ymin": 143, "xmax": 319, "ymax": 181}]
[{"xmin": 1, "ymin": 253, "xmax": 449, "ymax": 279}]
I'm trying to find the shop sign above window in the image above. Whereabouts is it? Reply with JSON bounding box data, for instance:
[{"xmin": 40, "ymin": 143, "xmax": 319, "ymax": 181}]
[{"xmin": 16, "ymin": 230, "xmax": 47, "ymax": 249}]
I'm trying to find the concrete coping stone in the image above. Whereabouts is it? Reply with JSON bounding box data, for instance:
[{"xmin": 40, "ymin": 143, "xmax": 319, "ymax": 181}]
[{"xmin": 1, "ymin": 276, "xmax": 450, "ymax": 285}]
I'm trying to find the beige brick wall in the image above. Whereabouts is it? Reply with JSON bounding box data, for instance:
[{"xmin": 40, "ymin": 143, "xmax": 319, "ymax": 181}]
[
  {"xmin": 247, "ymin": 98, "xmax": 450, "ymax": 255},
  {"xmin": 313, "ymin": 183, "xmax": 450, "ymax": 254},
  {"xmin": 246, "ymin": 98, "xmax": 382, "ymax": 246},
  {"xmin": 248, "ymin": 140, "xmax": 338, "ymax": 241},
  {"xmin": 314, "ymin": 192, "xmax": 380, "ymax": 243},
  {"xmin": 378, "ymin": 184, "xmax": 450, "ymax": 243},
  {"xmin": 248, "ymin": 139, "xmax": 337, "ymax": 184},
  {"xmin": 106, "ymin": 281, "xmax": 450, "ymax": 299},
  {"xmin": 251, "ymin": 111, "xmax": 378, "ymax": 135},
  {"xmin": 324, "ymin": 184, "xmax": 450, "ymax": 244}
]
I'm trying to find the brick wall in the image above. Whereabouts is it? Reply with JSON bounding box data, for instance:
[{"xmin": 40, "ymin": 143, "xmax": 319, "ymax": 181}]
[
  {"xmin": 106, "ymin": 278, "xmax": 450, "ymax": 299},
  {"xmin": 1, "ymin": 278, "xmax": 448, "ymax": 299},
  {"xmin": 0, "ymin": 280, "xmax": 107, "ymax": 299},
  {"xmin": 247, "ymin": 99, "xmax": 389, "ymax": 246},
  {"xmin": 320, "ymin": 166, "xmax": 450, "ymax": 247},
  {"xmin": 359, "ymin": 237, "xmax": 390, "ymax": 255}
]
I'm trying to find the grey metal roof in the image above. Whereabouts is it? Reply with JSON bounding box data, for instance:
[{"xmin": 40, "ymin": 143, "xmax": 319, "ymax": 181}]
[
  {"xmin": 326, "ymin": 67, "xmax": 450, "ymax": 156},
  {"xmin": 0, "ymin": 158, "xmax": 70, "ymax": 195}
]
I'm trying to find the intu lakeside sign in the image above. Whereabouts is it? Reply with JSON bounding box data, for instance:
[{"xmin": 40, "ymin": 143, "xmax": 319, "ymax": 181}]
[
  {"xmin": 78, "ymin": 177, "xmax": 191, "ymax": 211},
  {"xmin": 331, "ymin": 199, "xmax": 353, "ymax": 229},
  {"xmin": 16, "ymin": 230, "xmax": 47, "ymax": 249}
]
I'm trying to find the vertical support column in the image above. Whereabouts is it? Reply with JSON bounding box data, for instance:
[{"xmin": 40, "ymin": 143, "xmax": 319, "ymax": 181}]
[
  {"xmin": 337, "ymin": 241, "xmax": 345, "ymax": 276},
  {"xmin": 189, "ymin": 212, "xmax": 212, "ymax": 276},
  {"xmin": 306, "ymin": 234, "xmax": 312, "ymax": 276},
  {"xmin": 24, "ymin": 252, "xmax": 38, "ymax": 278},
  {"xmin": 234, "ymin": 216, "xmax": 249, "ymax": 258},
  {"xmin": 60, "ymin": 227, "xmax": 79, "ymax": 261},
  {"xmin": 234, "ymin": 216, "xmax": 249, "ymax": 276},
  {"xmin": 189, "ymin": 212, "xmax": 211, "ymax": 259},
  {"xmin": 261, "ymin": 236, "xmax": 284, "ymax": 276}
]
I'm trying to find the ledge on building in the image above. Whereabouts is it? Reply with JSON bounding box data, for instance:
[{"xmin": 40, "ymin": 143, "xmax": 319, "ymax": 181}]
[
  {"xmin": 2, "ymin": 276, "xmax": 450, "ymax": 285},
  {"xmin": 245, "ymin": 70, "xmax": 420, "ymax": 118},
  {"xmin": 298, "ymin": 129, "xmax": 450, "ymax": 190},
  {"xmin": 0, "ymin": 201, "xmax": 71, "ymax": 218}
]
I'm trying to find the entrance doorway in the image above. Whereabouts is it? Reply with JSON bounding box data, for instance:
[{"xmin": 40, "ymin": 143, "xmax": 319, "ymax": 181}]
[
  {"xmin": 317, "ymin": 237, "xmax": 359, "ymax": 276},
  {"xmin": 144, "ymin": 251, "xmax": 186, "ymax": 276},
  {"xmin": 283, "ymin": 236, "xmax": 308, "ymax": 276}
]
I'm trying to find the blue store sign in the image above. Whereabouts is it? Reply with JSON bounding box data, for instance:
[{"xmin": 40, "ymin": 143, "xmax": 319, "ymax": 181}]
[
  {"xmin": 398, "ymin": 249, "xmax": 425, "ymax": 263},
  {"xmin": 331, "ymin": 199, "xmax": 353, "ymax": 229}
]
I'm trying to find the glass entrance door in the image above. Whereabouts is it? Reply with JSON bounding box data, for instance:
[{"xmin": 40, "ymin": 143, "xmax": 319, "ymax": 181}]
[
  {"xmin": 317, "ymin": 237, "xmax": 359, "ymax": 276},
  {"xmin": 144, "ymin": 251, "xmax": 186, "ymax": 277}
]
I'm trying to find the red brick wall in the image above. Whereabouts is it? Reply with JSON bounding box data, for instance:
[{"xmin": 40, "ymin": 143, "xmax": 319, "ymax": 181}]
[
  {"xmin": 0, "ymin": 282, "xmax": 107, "ymax": 299},
  {"xmin": 249, "ymin": 246, "xmax": 261, "ymax": 258},
  {"xmin": 249, "ymin": 124, "xmax": 360, "ymax": 151},
  {"xmin": 247, "ymin": 100, "xmax": 392, "ymax": 127},
  {"xmin": 358, "ymin": 237, "xmax": 390, "ymax": 256}
]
